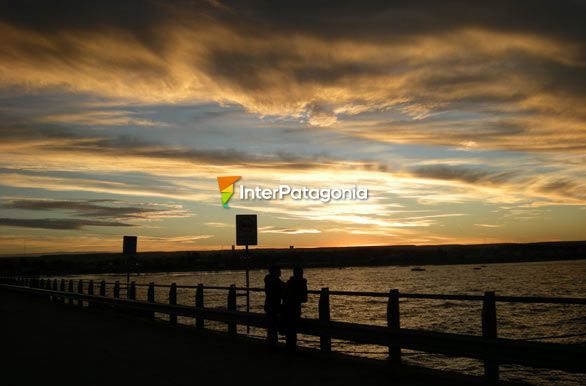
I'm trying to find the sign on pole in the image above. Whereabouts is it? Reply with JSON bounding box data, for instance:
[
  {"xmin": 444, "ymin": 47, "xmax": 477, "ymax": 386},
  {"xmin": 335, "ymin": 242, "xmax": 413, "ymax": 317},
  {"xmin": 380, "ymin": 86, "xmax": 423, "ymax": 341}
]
[
  {"xmin": 236, "ymin": 215, "xmax": 257, "ymax": 246},
  {"xmin": 123, "ymin": 236, "xmax": 137, "ymax": 255}
]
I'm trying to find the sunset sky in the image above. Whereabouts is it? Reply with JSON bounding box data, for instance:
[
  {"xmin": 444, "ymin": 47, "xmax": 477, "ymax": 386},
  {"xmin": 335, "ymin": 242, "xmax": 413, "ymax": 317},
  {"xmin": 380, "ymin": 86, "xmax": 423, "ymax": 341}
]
[{"xmin": 0, "ymin": 1, "xmax": 585, "ymax": 255}]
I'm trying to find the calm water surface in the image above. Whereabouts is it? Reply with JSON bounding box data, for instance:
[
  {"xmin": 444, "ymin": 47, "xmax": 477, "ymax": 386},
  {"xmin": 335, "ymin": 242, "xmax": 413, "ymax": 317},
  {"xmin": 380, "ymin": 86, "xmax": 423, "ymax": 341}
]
[{"xmin": 72, "ymin": 259, "xmax": 586, "ymax": 385}]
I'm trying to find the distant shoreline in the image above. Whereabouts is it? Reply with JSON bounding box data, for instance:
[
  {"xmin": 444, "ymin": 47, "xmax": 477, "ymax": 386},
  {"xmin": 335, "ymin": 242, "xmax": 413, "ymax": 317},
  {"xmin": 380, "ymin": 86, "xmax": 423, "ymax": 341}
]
[{"xmin": 1, "ymin": 240, "xmax": 584, "ymax": 276}]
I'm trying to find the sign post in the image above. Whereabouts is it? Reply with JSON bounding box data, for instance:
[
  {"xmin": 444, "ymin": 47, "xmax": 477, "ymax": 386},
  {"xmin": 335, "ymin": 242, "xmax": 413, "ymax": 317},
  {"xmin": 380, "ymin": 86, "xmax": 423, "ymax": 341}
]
[
  {"xmin": 236, "ymin": 215, "xmax": 257, "ymax": 333},
  {"xmin": 123, "ymin": 236, "xmax": 137, "ymax": 294}
]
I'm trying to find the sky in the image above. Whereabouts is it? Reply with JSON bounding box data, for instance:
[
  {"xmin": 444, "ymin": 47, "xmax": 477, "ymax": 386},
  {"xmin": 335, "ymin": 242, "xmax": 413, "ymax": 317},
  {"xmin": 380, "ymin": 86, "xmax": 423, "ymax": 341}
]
[{"xmin": 0, "ymin": 0, "xmax": 585, "ymax": 255}]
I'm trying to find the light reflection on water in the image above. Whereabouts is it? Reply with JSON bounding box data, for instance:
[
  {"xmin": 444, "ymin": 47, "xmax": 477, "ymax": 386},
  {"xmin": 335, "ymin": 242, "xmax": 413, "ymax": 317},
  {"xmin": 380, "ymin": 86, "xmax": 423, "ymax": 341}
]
[{"xmin": 73, "ymin": 259, "xmax": 586, "ymax": 386}]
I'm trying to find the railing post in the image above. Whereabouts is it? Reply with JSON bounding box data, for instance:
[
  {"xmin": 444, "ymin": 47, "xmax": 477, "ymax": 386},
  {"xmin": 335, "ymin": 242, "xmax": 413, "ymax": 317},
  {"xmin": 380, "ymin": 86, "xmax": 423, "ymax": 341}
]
[
  {"xmin": 387, "ymin": 289, "xmax": 402, "ymax": 364},
  {"xmin": 146, "ymin": 282, "xmax": 155, "ymax": 319},
  {"xmin": 128, "ymin": 281, "xmax": 136, "ymax": 300},
  {"xmin": 113, "ymin": 281, "xmax": 120, "ymax": 299},
  {"xmin": 87, "ymin": 280, "xmax": 94, "ymax": 308},
  {"xmin": 59, "ymin": 279, "xmax": 65, "ymax": 303},
  {"xmin": 43, "ymin": 279, "xmax": 51, "ymax": 302},
  {"xmin": 77, "ymin": 280, "xmax": 83, "ymax": 307},
  {"xmin": 99, "ymin": 280, "xmax": 106, "ymax": 297},
  {"xmin": 195, "ymin": 283, "xmax": 204, "ymax": 329},
  {"xmin": 227, "ymin": 284, "xmax": 237, "ymax": 335},
  {"xmin": 147, "ymin": 282, "xmax": 155, "ymax": 302},
  {"xmin": 51, "ymin": 279, "xmax": 58, "ymax": 303},
  {"xmin": 482, "ymin": 291, "xmax": 498, "ymax": 383},
  {"xmin": 68, "ymin": 279, "xmax": 74, "ymax": 305},
  {"xmin": 45, "ymin": 279, "xmax": 52, "ymax": 302},
  {"xmin": 169, "ymin": 283, "xmax": 177, "ymax": 324},
  {"xmin": 319, "ymin": 287, "xmax": 331, "ymax": 352}
]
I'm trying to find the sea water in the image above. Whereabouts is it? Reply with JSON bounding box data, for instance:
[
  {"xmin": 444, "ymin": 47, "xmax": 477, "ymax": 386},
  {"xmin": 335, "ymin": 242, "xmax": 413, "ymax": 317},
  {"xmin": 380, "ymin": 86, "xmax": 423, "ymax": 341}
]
[{"xmin": 72, "ymin": 259, "xmax": 586, "ymax": 385}]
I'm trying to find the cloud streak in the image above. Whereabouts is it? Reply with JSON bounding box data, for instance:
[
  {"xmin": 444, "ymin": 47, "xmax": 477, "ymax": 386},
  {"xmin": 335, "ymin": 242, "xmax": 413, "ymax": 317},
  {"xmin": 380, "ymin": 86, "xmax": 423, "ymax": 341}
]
[
  {"xmin": 0, "ymin": 123, "xmax": 584, "ymax": 207},
  {"xmin": 0, "ymin": 218, "xmax": 133, "ymax": 230},
  {"xmin": 1, "ymin": 198, "xmax": 190, "ymax": 220}
]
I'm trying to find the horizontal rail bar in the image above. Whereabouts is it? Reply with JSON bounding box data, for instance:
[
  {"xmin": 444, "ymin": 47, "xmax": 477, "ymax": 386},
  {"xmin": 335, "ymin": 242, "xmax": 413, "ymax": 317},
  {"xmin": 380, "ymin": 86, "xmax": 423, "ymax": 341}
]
[
  {"xmin": 493, "ymin": 295, "xmax": 586, "ymax": 305},
  {"xmin": 233, "ymin": 287, "xmax": 264, "ymax": 293},
  {"xmin": 296, "ymin": 320, "xmax": 585, "ymax": 373},
  {"xmin": 10, "ymin": 278, "xmax": 586, "ymax": 304}
]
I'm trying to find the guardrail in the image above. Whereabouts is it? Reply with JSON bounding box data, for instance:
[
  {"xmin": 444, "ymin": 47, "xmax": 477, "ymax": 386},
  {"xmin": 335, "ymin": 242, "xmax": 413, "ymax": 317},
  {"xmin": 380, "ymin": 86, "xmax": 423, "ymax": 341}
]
[{"xmin": 1, "ymin": 276, "xmax": 584, "ymax": 384}]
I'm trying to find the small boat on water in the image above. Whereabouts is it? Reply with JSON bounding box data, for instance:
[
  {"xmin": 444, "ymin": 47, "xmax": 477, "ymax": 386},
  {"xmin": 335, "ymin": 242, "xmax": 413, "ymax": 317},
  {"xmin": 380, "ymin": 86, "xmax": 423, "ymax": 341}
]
[{"xmin": 411, "ymin": 267, "xmax": 426, "ymax": 272}]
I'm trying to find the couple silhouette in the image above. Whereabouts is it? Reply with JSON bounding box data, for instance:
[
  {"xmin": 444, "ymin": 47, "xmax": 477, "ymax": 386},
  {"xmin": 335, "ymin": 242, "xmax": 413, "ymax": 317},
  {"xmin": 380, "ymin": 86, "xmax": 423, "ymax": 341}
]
[{"xmin": 264, "ymin": 265, "xmax": 308, "ymax": 350}]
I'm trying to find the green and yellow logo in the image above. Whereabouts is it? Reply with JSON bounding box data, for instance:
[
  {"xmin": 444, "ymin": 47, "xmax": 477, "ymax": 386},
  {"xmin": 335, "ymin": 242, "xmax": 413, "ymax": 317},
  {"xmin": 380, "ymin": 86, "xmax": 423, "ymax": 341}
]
[{"xmin": 217, "ymin": 176, "xmax": 241, "ymax": 208}]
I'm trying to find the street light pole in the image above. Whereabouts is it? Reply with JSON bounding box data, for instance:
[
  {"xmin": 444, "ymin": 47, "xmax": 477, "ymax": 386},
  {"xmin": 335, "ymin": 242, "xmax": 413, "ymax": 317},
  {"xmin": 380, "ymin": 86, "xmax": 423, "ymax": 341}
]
[{"xmin": 245, "ymin": 244, "xmax": 250, "ymax": 334}]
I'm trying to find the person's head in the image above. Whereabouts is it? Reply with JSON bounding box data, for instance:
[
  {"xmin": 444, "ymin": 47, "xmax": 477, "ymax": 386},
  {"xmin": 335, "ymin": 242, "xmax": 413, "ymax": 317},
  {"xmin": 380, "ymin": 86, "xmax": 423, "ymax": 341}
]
[
  {"xmin": 293, "ymin": 266, "xmax": 303, "ymax": 278},
  {"xmin": 269, "ymin": 265, "xmax": 281, "ymax": 277}
]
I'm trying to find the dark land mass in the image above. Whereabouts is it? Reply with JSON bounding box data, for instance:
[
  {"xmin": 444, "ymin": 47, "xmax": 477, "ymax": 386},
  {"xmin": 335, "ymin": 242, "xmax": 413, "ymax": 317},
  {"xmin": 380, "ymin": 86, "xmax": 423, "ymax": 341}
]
[
  {"xmin": 0, "ymin": 290, "xmax": 517, "ymax": 386},
  {"xmin": 1, "ymin": 240, "xmax": 584, "ymax": 276}
]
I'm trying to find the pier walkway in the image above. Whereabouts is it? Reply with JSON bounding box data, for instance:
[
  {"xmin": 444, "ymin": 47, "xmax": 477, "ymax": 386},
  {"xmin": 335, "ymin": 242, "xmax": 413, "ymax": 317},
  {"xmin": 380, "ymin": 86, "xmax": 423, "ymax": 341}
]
[{"xmin": 1, "ymin": 290, "xmax": 497, "ymax": 386}]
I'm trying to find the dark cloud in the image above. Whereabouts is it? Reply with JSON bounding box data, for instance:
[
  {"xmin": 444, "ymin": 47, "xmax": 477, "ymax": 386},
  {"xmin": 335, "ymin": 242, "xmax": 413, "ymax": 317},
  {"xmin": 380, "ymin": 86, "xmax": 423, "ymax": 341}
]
[
  {"xmin": 0, "ymin": 0, "xmax": 167, "ymax": 44},
  {"xmin": 0, "ymin": 122, "xmax": 382, "ymax": 171},
  {"xmin": 410, "ymin": 164, "xmax": 519, "ymax": 185},
  {"xmin": 537, "ymin": 178, "xmax": 586, "ymax": 200},
  {"xmin": 0, "ymin": 0, "xmax": 584, "ymax": 149},
  {"xmin": 222, "ymin": 1, "xmax": 586, "ymax": 42},
  {"xmin": 2, "ymin": 1, "xmax": 583, "ymax": 42},
  {"xmin": 0, "ymin": 217, "xmax": 133, "ymax": 230},
  {"xmin": 407, "ymin": 164, "xmax": 586, "ymax": 203},
  {"xmin": 48, "ymin": 135, "xmax": 331, "ymax": 170},
  {"xmin": 1, "ymin": 199, "xmax": 171, "ymax": 219}
]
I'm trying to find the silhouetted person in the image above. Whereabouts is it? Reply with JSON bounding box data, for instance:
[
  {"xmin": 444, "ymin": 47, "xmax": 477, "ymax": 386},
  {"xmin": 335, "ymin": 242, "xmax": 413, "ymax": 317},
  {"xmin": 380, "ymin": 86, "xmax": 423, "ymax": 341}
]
[
  {"xmin": 264, "ymin": 265, "xmax": 284, "ymax": 346},
  {"xmin": 283, "ymin": 266, "xmax": 308, "ymax": 351}
]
